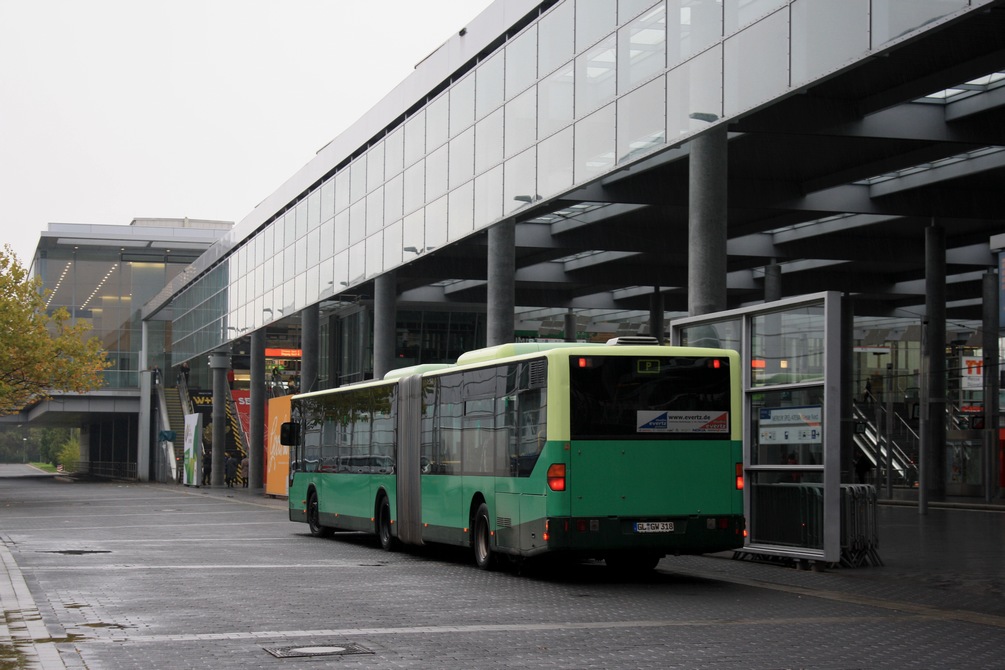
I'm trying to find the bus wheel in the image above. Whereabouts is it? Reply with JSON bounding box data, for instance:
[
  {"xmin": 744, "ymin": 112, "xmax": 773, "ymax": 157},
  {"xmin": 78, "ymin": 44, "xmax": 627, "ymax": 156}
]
[
  {"xmin": 377, "ymin": 496, "xmax": 398, "ymax": 552},
  {"xmin": 307, "ymin": 492, "xmax": 333, "ymax": 538},
  {"xmin": 472, "ymin": 503, "xmax": 495, "ymax": 570}
]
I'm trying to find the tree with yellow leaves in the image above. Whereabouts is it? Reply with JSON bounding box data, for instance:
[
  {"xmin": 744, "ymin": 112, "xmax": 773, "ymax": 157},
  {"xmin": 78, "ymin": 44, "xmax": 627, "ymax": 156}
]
[{"xmin": 0, "ymin": 244, "xmax": 110, "ymax": 415}]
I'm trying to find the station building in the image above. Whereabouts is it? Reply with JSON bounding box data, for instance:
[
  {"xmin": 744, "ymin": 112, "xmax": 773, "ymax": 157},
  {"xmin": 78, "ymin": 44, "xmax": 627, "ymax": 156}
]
[{"xmin": 14, "ymin": 1, "xmax": 1005, "ymax": 503}]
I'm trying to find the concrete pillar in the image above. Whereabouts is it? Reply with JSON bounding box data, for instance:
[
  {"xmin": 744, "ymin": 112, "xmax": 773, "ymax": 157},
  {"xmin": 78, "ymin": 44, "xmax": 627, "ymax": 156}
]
[
  {"xmin": 249, "ymin": 328, "xmax": 265, "ymax": 491},
  {"xmin": 487, "ymin": 219, "xmax": 516, "ymax": 346},
  {"xmin": 688, "ymin": 127, "xmax": 728, "ymax": 316},
  {"xmin": 373, "ymin": 271, "xmax": 397, "ymax": 379},
  {"xmin": 982, "ymin": 270, "xmax": 999, "ymax": 502},
  {"xmin": 649, "ymin": 289, "xmax": 665, "ymax": 344},
  {"xmin": 208, "ymin": 349, "xmax": 230, "ymax": 487},
  {"xmin": 564, "ymin": 309, "xmax": 577, "ymax": 343},
  {"xmin": 924, "ymin": 224, "xmax": 946, "ymax": 503},
  {"xmin": 301, "ymin": 304, "xmax": 319, "ymax": 394},
  {"xmin": 764, "ymin": 262, "xmax": 782, "ymax": 302}
]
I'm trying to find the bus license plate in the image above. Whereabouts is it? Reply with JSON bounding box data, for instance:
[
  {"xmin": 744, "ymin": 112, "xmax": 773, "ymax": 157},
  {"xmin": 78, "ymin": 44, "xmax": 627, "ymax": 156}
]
[{"xmin": 634, "ymin": 521, "xmax": 674, "ymax": 533}]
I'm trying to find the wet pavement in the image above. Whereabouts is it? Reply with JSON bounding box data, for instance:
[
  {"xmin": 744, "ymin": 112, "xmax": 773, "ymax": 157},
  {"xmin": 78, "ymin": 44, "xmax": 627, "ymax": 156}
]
[{"xmin": 1, "ymin": 463, "xmax": 1003, "ymax": 669}]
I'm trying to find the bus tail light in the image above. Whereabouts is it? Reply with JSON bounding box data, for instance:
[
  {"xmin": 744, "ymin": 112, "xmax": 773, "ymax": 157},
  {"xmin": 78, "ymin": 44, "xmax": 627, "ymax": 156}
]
[
  {"xmin": 547, "ymin": 463, "xmax": 566, "ymax": 491},
  {"xmin": 735, "ymin": 463, "xmax": 744, "ymax": 490},
  {"xmin": 543, "ymin": 519, "xmax": 550, "ymax": 542}
]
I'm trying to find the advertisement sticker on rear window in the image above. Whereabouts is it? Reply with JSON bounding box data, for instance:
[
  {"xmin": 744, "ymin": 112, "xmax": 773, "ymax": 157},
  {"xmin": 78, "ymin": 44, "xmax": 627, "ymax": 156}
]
[{"xmin": 636, "ymin": 411, "xmax": 729, "ymax": 434}]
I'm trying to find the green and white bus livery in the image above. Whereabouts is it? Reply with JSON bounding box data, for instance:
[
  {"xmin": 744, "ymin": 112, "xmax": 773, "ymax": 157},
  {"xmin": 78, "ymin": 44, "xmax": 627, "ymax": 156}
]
[{"xmin": 282, "ymin": 338, "xmax": 744, "ymax": 571}]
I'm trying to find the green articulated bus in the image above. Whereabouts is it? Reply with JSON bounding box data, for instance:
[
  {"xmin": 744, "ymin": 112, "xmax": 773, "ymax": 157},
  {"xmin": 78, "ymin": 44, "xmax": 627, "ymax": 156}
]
[{"xmin": 281, "ymin": 337, "xmax": 745, "ymax": 571}]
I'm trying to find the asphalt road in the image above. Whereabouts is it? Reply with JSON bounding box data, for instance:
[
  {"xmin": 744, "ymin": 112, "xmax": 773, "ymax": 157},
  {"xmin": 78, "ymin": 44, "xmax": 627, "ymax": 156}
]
[{"xmin": 1, "ymin": 465, "xmax": 1003, "ymax": 669}]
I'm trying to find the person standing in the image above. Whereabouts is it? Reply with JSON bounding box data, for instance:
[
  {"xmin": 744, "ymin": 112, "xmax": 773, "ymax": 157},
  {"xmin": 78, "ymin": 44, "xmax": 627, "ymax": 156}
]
[
  {"xmin": 180, "ymin": 361, "xmax": 191, "ymax": 385},
  {"xmin": 201, "ymin": 449, "xmax": 212, "ymax": 486},
  {"xmin": 224, "ymin": 452, "xmax": 238, "ymax": 488}
]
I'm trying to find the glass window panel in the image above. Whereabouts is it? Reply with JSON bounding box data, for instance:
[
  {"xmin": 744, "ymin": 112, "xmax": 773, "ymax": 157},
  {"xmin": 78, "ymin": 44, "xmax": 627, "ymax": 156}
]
[
  {"xmin": 283, "ymin": 211, "xmax": 296, "ymax": 247},
  {"xmin": 333, "ymin": 250, "xmax": 349, "ymax": 288},
  {"xmin": 349, "ymin": 199, "xmax": 366, "ymax": 245},
  {"xmin": 306, "ymin": 264, "xmax": 320, "ymax": 304},
  {"xmin": 504, "ymin": 147, "xmax": 537, "ymax": 215},
  {"xmin": 318, "ymin": 257, "xmax": 333, "ymax": 297},
  {"xmin": 619, "ymin": 3, "xmax": 666, "ymax": 93},
  {"xmin": 539, "ymin": 0, "xmax": 574, "ymax": 76},
  {"xmin": 617, "ymin": 76, "xmax": 665, "ymax": 163},
  {"xmin": 751, "ymin": 305, "xmax": 826, "ymax": 388},
  {"xmin": 506, "ymin": 25, "xmax": 538, "ymax": 99},
  {"xmin": 404, "ymin": 110, "xmax": 426, "ymax": 167},
  {"xmin": 576, "ymin": 0, "xmax": 618, "ymax": 50},
  {"xmin": 538, "ymin": 126, "xmax": 574, "ymax": 197},
  {"xmin": 350, "ymin": 156, "xmax": 366, "ymax": 203},
  {"xmin": 284, "ymin": 245, "xmax": 295, "ymax": 281},
  {"xmin": 426, "ymin": 94, "xmax": 449, "ymax": 152},
  {"xmin": 348, "ymin": 242, "xmax": 365, "ymax": 284},
  {"xmin": 365, "ymin": 234, "xmax": 384, "ymax": 278},
  {"xmin": 474, "ymin": 108, "xmax": 504, "ymax": 174},
  {"xmin": 320, "ymin": 177, "xmax": 335, "ymax": 222},
  {"xmin": 334, "ymin": 169, "xmax": 350, "ymax": 213},
  {"xmin": 505, "ymin": 87, "xmax": 537, "ymax": 158},
  {"xmin": 367, "ymin": 142, "xmax": 385, "ymax": 192},
  {"xmin": 724, "ymin": 0, "xmax": 787, "ymax": 35},
  {"xmin": 620, "ymin": 0, "xmax": 658, "ymax": 22},
  {"xmin": 669, "ymin": 0, "xmax": 722, "ymax": 66},
  {"xmin": 320, "ymin": 217, "xmax": 334, "ymax": 258},
  {"xmin": 538, "ymin": 62, "xmax": 575, "ymax": 138},
  {"xmin": 474, "ymin": 165, "xmax": 503, "ymax": 229},
  {"xmin": 871, "ymin": 0, "xmax": 965, "ymax": 47},
  {"xmin": 384, "ymin": 173, "xmax": 403, "ymax": 226},
  {"xmin": 723, "ymin": 10, "xmax": 789, "ymax": 118},
  {"xmin": 450, "ymin": 74, "xmax": 476, "ymax": 137},
  {"xmin": 272, "ymin": 253, "xmax": 283, "ymax": 287},
  {"xmin": 576, "ymin": 35, "xmax": 617, "ymax": 116},
  {"xmin": 476, "ymin": 52, "xmax": 505, "ymax": 119},
  {"xmin": 449, "ymin": 127, "xmax": 475, "ymax": 189},
  {"xmin": 403, "ymin": 161, "xmax": 426, "ymax": 214},
  {"xmin": 385, "ymin": 126, "xmax": 404, "ymax": 177},
  {"xmin": 306, "ymin": 227, "xmax": 320, "ymax": 268},
  {"xmin": 307, "ymin": 189, "xmax": 321, "ymax": 230},
  {"xmin": 791, "ymin": 0, "xmax": 869, "ymax": 86},
  {"xmin": 295, "ymin": 200, "xmax": 308, "ymax": 240},
  {"xmin": 402, "ymin": 209, "xmax": 425, "ymax": 257},
  {"xmin": 574, "ymin": 103, "xmax": 616, "ymax": 183},
  {"xmin": 366, "ymin": 188, "xmax": 384, "ymax": 236},
  {"xmin": 294, "ymin": 272, "xmax": 306, "ymax": 311},
  {"xmin": 448, "ymin": 181, "xmax": 475, "ymax": 241},
  {"xmin": 384, "ymin": 220, "xmax": 403, "ymax": 268},
  {"xmin": 333, "ymin": 210, "xmax": 349, "ymax": 251},
  {"xmin": 426, "ymin": 195, "xmax": 448, "ymax": 250},
  {"xmin": 667, "ymin": 45, "xmax": 722, "ymax": 141},
  {"xmin": 426, "ymin": 144, "xmax": 448, "ymax": 201}
]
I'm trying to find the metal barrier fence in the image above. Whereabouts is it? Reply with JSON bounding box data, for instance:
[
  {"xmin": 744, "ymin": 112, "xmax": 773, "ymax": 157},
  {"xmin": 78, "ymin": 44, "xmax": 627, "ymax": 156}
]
[{"xmin": 746, "ymin": 482, "xmax": 882, "ymax": 567}]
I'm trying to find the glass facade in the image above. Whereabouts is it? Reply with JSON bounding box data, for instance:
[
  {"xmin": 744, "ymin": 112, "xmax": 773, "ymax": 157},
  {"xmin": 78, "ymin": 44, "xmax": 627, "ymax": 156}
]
[{"xmin": 169, "ymin": 0, "xmax": 974, "ymax": 363}]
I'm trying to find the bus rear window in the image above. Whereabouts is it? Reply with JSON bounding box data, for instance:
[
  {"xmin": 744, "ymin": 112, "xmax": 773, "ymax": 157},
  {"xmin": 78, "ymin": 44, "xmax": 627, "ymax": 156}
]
[{"xmin": 569, "ymin": 356, "xmax": 731, "ymax": 440}]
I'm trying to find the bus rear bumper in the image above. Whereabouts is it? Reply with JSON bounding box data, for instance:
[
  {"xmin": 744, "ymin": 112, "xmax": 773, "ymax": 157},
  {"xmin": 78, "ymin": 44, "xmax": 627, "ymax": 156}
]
[{"xmin": 542, "ymin": 514, "xmax": 745, "ymax": 556}]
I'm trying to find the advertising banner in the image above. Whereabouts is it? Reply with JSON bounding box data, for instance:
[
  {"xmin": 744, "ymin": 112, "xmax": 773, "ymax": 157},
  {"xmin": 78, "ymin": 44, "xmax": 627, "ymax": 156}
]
[
  {"xmin": 182, "ymin": 412, "xmax": 203, "ymax": 486},
  {"xmin": 266, "ymin": 395, "xmax": 292, "ymax": 497}
]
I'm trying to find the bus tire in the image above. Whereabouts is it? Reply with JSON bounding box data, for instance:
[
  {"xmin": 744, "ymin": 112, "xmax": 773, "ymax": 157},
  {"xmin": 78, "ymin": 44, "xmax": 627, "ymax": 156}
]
[
  {"xmin": 377, "ymin": 495, "xmax": 398, "ymax": 552},
  {"xmin": 472, "ymin": 502, "xmax": 495, "ymax": 570},
  {"xmin": 307, "ymin": 491, "xmax": 333, "ymax": 538}
]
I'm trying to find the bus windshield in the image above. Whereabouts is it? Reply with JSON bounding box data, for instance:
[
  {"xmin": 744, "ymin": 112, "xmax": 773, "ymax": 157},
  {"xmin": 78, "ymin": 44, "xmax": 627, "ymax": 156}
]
[{"xmin": 569, "ymin": 355, "xmax": 732, "ymax": 440}]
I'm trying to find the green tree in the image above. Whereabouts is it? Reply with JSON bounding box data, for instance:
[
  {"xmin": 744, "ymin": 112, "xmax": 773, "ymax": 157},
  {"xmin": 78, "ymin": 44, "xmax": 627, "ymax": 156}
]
[
  {"xmin": 37, "ymin": 427, "xmax": 73, "ymax": 466},
  {"xmin": 0, "ymin": 245, "xmax": 110, "ymax": 415},
  {"xmin": 57, "ymin": 435, "xmax": 81, "ymax": 472}
]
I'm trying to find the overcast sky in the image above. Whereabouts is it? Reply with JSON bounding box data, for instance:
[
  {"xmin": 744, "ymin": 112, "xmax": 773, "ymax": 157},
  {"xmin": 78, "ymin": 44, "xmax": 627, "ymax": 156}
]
[{"xmin": 0, "ymin": 0, "xmax": 494, "ymax": 265}]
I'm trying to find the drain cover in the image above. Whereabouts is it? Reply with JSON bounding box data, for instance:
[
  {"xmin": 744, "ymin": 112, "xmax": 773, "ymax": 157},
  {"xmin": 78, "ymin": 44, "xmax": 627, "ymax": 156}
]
[{"xmin": 264, "ymin": 643, "xmax": 373, "ymax": 658}]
